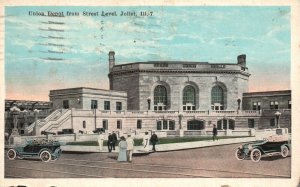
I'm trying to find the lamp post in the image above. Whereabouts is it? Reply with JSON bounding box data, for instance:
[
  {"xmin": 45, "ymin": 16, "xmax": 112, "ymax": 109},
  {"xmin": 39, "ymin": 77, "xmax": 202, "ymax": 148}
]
[
  {"xmin": 10, "ymin": 105, "xmax": 21, "ymax": 136},
  {"xmin": 237, "ymin": 98, "xmax": 241, "ymax": 110},
  {"xmin": 147, "ymin": 97, "xmax": 151, "ymax": 110},
  {"xmin": 178, "ymin": 113, "xmax": 183, "ymax": 130},
  {"xmin": 275, "ymin": 111, "xmax": 282, "ymax": 128},
  {"xmin": 33, "ymin": 109, "xmax": 40, "ymax": 135},
  {"xmin": 9, "ymin": 105, "xmax": 21, "ymax": 145},
  {"xmin": 21, "ymin": 110, "xmax": 29, "ymax": 135}
]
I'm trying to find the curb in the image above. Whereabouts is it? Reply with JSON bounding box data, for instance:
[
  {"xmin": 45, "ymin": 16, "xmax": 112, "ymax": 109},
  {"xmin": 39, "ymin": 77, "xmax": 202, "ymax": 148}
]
[{"xmin": 61, "ymin": 137, "xmax": 256, "ymax": 154}]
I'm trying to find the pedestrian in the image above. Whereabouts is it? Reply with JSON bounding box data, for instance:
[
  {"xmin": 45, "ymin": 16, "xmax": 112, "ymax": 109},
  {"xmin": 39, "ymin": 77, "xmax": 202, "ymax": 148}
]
[
  {"xmin": 111, "ymin": 131, "xmax": 118, "ymax": 151},
  {"xmin": 97, "ymin": 132, "xmax": 104, "ymax": 151},
  {"xmin": 107, "ymin": 133, "xmax": 113, "ymax": 152},
  {"xmin": 117, "ymin": 136, "xmax": 128, "ymax": 162},
  {"xmin": 150, "ymin": 131, "xmax": 158, "ymax": 152},
  {"xmin": 126, "ymin": 134, "xmax": 134, "ymax": 162},
  {"xmin": 142, "ymin": 131, "xmax": 150, "ymax": 152},
  {"xmin": 213, "ymin": 124, "xmax": 218, "ymax": 141}
]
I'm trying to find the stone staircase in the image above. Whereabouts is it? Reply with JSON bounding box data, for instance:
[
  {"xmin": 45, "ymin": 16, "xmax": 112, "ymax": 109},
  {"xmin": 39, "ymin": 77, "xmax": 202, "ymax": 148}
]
[{"xmin": 26, "ymin": 109, "xmax": 69, "ymax": 134}]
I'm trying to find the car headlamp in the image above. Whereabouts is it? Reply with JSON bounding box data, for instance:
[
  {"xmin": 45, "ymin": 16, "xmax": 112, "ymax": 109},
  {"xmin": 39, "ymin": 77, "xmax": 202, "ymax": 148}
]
[
  {"xmin": 248, "ymin": 144, "xmax": 253, "ymax": 150},
  {"xmin": 239, "ymin": 145, "xmax": 243, "ymax": 149}
]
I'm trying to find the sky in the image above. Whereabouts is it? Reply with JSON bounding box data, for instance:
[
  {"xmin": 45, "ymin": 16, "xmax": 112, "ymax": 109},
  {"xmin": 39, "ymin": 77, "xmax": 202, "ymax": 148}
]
[{"xmin": 5, "ymin": 6, "xmax": 290, "ymax": 101}]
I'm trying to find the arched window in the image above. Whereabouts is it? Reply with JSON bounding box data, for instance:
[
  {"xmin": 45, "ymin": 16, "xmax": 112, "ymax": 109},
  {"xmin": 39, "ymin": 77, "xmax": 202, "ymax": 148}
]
[
  {"xmin": 154, "ymin": 85, "xmax": 167, "ymax": 110},
  {"xmin": 211, "ymin": 86, "xmax": 224, "ymax": 110},
  {"xmin": 187, "ymin": 120, "xmax": 205, "ymax": 130},
  {"xmin": 183, "ymin": 85, "xmax": 196, "ymax": 111}
]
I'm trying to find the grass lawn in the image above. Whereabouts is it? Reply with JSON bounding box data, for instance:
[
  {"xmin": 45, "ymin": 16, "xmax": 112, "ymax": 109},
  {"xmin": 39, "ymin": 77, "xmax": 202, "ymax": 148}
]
[{"xmin": 66, "ymin": 136, "xmax": 250, "ymax": 146}]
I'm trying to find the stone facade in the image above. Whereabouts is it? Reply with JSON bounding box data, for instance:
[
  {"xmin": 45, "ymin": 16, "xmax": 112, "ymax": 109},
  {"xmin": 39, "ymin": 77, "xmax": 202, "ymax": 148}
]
[
  {"xmin": 49, "ymin": 87, "xmax": 127, "ymax": 111},
  {"xmin": 242, "ymin": 90, "xmax": 291, "ymax": 110},
  {"xmin": 108, "ymin": 52, "xmax": 250, "ymax": 111}
]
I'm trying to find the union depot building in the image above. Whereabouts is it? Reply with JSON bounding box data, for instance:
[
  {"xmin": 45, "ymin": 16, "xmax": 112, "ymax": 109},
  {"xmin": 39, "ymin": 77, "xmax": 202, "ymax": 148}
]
[{"xmin": 5, "ymin": 51, "xmax": 291, "ymax": 136}]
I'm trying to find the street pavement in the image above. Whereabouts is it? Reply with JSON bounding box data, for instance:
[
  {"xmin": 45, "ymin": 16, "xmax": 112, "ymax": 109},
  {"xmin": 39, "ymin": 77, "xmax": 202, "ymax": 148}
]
[{"xmin": 5, "ymin": 143, "xmax": 291, "ymax": 178}]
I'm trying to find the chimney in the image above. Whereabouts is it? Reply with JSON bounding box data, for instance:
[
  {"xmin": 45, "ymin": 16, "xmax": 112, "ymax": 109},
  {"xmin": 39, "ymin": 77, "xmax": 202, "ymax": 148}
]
[
  {"xmin": 237, "ymin": 54, "xmax": 246, "ymax": 67},
  {"xmin": 108, "ymin": 51, "xmax": 115, "ymax": 72}
]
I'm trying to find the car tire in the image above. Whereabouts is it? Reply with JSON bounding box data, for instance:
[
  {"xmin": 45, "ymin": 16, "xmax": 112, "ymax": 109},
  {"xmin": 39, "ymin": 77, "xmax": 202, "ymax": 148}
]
[
  {"xmin": 40, "ymin": 150, "xmax": 52, "ymax": 162},
  {"xmin": 7, "ymin": 149, "xmax": 17, "ymax": 160},
  {"xmin": 250, "ymin": 148, "xmax": 262, "ymax": 162},
  {"xmin": 281, "ymin": 145, "xmax": 289, "ymax": 158},
  {"xmin": 235, "ymin": 149, "xmax": 245, "ymax": 161}
]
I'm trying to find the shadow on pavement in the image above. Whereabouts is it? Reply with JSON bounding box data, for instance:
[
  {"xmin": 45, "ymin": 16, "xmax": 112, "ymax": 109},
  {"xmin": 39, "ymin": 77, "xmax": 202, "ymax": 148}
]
[{"xmin": 261, "ymin": 155, "xmax": 291, "ymax": 161}]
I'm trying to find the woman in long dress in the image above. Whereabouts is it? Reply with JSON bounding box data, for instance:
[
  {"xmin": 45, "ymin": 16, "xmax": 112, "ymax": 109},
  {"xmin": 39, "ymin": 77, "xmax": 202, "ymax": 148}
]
[{"xmin": 117, "ymin": 136, "xmax": 128, "ymax": 162}]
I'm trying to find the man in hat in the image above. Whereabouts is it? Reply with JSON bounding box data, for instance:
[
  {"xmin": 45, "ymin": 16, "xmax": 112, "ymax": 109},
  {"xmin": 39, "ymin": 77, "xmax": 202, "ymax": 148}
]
[
  {"xmin": 107, "ymin": 133, "xmax": 113, "ymax": 152},
  {"xmin": 150, "ymin": 131, "xmax": 158, "ymax": 152},
  {"xmin": 111, "ymin": 131, "xmax": 118, "ymax": 151}
]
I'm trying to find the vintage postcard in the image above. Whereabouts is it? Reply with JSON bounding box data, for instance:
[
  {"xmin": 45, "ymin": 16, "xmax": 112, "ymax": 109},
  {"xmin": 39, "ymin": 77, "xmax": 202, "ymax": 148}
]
[{"xmin": 1, "ymin": 0, "xmax": 300, "ymax": 187}]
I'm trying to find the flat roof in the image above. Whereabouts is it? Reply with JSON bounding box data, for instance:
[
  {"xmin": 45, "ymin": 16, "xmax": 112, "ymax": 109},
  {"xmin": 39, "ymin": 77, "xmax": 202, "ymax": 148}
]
[
  {"xmin": 49, "ymin": 87, "xmax": 127, "ymax": 94},
  {"xmin": 243, "ymin": 90, "xmax": 291, "ymax": 97}
]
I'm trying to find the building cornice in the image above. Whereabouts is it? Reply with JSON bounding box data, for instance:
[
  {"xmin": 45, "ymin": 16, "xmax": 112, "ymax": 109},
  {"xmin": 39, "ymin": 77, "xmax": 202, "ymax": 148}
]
[{"xmin": 109, "ymin": 69, "xmax": 251, "ymax": 77}]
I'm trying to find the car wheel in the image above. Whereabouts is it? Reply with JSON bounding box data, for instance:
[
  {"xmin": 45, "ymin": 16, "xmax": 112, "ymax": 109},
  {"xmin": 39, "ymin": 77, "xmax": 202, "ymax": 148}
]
[
  {"xmin": 7, "ymin": 149, "xmax": 17, "ymax": 160},
  {"xmin": 250, "ymin": 148, "xmax": 262, "ymax": 162},
  {"xmin": 281, "ymin": 146, "xmax": 289, "ymax": 158},
  {"xmin": 40, "ymin": 150, "xmax": 52, "ymax": 162},
  {"xmin": 235, "ymin": 149, "xmax": 245, "ymax": 161}
]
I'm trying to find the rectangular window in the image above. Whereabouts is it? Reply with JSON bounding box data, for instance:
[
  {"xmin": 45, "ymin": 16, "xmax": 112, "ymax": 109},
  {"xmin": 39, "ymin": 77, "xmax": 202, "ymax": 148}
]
[
  {"xmin": 270, "ymin": 118, "xmax": 275, "ymax": 127},
  {"xmin": 103, "ymin": 120, "xmax": 108, "ymax": 130},
  {"xmin": 169, "ymin": 121, "xmax": 175, "ymax": 130},
  {"xmin": 270, "ymin": 101, "xmax": 279, "ymax": 109},
  {"xmin": 137, "ymin": 120, "xmax": 142, "ymax": 129},
  {"xmin": 288, "ymin": 100, "xmax": 291, "ymax": 109},
  {"xmin": 63, "ymin": 100, "xmax": 69, "ymax": 109},
  {"xmin": 157, "ymin": 121, "xmax": 162, "ymax": 130},
  {"xmin": 248, "ymin": 119, "xmax": 254, "ymax": 128},
  {"xmin": 154, "ymin": 63, "xmax": 168, "ymax": 67},
  {"xmin": 257, "ymin": 102, "xmax": 261, "ymax": 110},
  {"xmin": 163, "ymin": 120, "xmax": 168, "ymax": 129},
  {"xmin": 211, "ymin": 64, "xmax": 225, "ymax": 68},
  {"xmin": 252, "ymin": 102, "xmax": 257, "ymax": 110},
  {"xmin": 104, "ymin": 101, "xmax": 110, "ymax": 110},
  {"xmin": 116, "ymin": 102, "xmax": 122, "ymax": 111},
  {"xmin": 83, "ymin": 121, "xmax": 86, "ymax": 129},
  {"xmin": 274, "ymin": 101, "xmax": 279, "ymax": 109},
  {"xmin": 182, "ymin": 64, "xmax": 196, "ymax": 68},
  {"xmin": 117, "ymin": 120, "xmax": 122, "ymax": 129},
  {"xmin": 252, "ymin": 102, "xmax": 261, "ymax": 110},
  {"xmin": 91, "ymin": 100, "xmax": 98, "ymax": 109}
]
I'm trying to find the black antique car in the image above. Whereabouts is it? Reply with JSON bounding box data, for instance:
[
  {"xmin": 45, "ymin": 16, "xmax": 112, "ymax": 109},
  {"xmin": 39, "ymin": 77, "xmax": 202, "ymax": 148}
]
[
  {"xmin": 235, "ymin": 128, "xmax": 291, "ymax": 162},
  {"xmin": 7, "ymin": 139, "xmax": 62, "ymax": 162}
]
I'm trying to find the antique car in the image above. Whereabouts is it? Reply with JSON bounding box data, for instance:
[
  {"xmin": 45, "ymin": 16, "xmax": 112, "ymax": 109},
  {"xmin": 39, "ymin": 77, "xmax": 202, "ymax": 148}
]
[
  {"xmin": 235, "ymin": 128, "xmax": 291, "ymax": 162},
  {"xmin": 7, "ymin": 138, "xmax": 62, "ymax": 162}
]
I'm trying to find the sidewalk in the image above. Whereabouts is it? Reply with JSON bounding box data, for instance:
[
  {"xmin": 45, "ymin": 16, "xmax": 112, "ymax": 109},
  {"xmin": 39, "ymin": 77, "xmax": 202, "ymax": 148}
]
[{"xmin": 61, "ymin": 137, "xmax": 256, "ymax": 154}]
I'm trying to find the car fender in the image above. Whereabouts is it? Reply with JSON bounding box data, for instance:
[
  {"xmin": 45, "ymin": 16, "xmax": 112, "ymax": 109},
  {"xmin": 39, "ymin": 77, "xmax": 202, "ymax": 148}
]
[
  {"xmin": 251, "ymin": 146, "xmax": 265, "ymax": 155},
  {"xmin": 9, "ymin": 148, "xmax": 22, "ymax": 156},
  {"xmin": 281, "ymin": 144, "xmax": 290, "ymax": 150},
  {"xmin": 53, "ymin": 147, "xmax": 62, "ymax": 156},
  {"xmin": 38, "ymin": 148, "xmax": 52, "ymax": 156}
]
